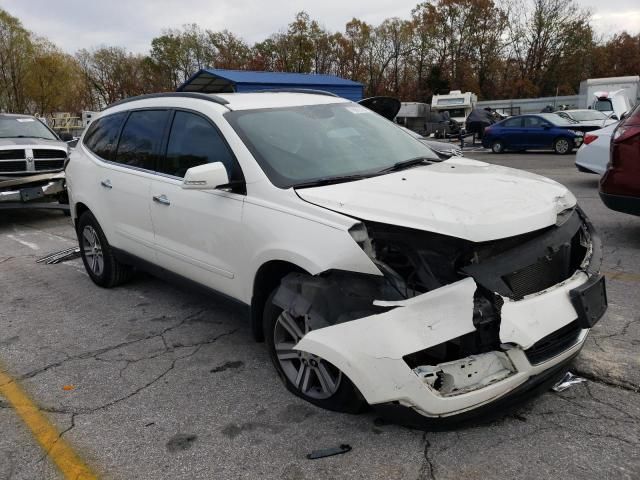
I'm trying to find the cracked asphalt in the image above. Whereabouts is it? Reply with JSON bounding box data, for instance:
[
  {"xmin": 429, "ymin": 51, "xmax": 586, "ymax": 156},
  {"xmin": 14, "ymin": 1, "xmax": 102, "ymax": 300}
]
[{"xmin": 1, "ymin": 151, "xmax": 639, "ymax": 480}]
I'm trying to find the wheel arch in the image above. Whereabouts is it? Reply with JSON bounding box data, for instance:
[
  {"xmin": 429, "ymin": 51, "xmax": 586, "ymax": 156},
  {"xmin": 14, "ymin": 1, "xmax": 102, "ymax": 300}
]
[
  {"xmin": 74, "ymin": 202, "xmax": 91, "ymax": 232},
  {"xmin": 250, "ymin": 260, "xmax": 308, "ymax": 342}
]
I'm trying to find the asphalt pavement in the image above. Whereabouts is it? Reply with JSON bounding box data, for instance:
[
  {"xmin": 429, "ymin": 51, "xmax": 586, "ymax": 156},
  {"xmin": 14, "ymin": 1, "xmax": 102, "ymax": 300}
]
[{"xmin": 1, "ymin": 151, "xmax": 639, "ymax": 480}]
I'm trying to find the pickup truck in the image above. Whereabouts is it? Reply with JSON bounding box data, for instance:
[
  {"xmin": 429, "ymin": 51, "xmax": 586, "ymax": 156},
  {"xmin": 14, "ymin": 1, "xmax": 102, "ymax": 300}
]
[{"xmin": 0, "ymin": 113, "xmax": 70, "ymax": 212}]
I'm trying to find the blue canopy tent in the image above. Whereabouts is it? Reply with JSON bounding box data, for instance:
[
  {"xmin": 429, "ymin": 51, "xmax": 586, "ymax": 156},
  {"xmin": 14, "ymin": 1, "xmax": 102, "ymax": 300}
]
[{"xmin": 177, "ymin": 69, "xmax": 364, "ymax": 102}]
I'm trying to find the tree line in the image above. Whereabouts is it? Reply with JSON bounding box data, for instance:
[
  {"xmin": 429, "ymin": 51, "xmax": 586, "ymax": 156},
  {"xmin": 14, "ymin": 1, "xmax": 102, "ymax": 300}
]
[{"xmin": 1, "ymin": 0, "xmax": 639, "ymax": 116}]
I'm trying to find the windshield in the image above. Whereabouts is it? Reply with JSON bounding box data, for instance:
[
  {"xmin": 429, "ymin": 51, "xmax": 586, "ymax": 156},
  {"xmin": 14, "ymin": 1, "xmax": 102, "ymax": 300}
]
[
  {"xmin": 0, "ymin": 116, "xmax": 58, "ymax": 140},
  {"xmin": 568, "ymin": 110, "xmax": 607, "ymax": 121},
  {"xmin": 437, "ymin": 108, "xmax": 466, "ymax": 118},
  {"xmin": 225, "ymin": 103, "xmax": 438, "ymax": 188},
  {"xmin": 593, "ymin": 99, "xmax": 612, "ymax": 112}
]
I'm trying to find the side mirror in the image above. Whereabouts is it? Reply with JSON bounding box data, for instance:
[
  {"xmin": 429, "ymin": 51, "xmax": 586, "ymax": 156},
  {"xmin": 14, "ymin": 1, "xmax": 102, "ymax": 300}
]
[
  {"xmin": 58, "ymin": 132, "xmax": 73, "ymax": 141},
  {"xmin": 542, "ymin": 124, "xmax": 551, "ymax": 129},
  {"xmin": 182, "ymin": 162, "xmax": 229, "ymax": 190}
]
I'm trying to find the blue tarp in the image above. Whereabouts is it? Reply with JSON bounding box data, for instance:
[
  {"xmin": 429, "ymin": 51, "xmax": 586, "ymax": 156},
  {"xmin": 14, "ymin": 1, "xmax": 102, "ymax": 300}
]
[{"xmin": 177, "ymin": 68, "xmax": 364, "ymax": 101}]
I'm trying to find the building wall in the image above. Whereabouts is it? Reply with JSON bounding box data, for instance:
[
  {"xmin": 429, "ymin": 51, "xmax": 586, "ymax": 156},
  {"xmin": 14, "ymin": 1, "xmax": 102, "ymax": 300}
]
[{"xmin": 476, "ymin": 95, "xmax": 582, "ymax": 115}]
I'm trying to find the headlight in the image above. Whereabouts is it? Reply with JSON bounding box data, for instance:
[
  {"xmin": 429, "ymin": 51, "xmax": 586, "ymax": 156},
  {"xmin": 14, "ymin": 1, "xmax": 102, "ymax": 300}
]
[{"xmin": 348, "ymin": 223, "xmax": 375, "ymax": 258}]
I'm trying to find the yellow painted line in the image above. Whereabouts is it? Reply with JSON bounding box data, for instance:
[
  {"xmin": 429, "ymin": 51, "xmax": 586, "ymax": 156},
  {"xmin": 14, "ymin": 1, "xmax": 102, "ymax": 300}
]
[
  {"xmin": 0, "ymin": 369, "xmax": 97, "ymax": 480},
  {"xmin": 604, "ymin": 270, "xmax": 640, "ymax": 283}
]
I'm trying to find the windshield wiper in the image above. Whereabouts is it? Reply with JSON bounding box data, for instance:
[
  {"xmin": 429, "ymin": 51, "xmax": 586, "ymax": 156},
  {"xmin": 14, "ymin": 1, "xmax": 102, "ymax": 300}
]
[
  {"xmin": 376, "ymin": 156, "xmax": 433, "ymax": 174},
  {"xmin": 293, "ymin": 174, "xmax": 369, "ymax": 189}
]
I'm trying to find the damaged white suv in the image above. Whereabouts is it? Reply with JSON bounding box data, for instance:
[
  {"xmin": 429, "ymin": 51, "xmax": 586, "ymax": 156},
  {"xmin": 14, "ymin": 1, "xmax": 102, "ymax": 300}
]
[{"xmin": 66, "ymin": 91, "xmax": 606, "ymax": 427}]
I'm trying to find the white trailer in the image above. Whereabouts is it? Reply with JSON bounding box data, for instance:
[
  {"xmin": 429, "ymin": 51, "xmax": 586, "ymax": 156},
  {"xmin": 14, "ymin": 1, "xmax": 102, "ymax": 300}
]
[
  {"xmin": 431, "ymin": 90, "xmax": 477, "ymax": 123},
  {"xmin": 579, "ymin": 76, "xmax": 639, "ymax": 113}
]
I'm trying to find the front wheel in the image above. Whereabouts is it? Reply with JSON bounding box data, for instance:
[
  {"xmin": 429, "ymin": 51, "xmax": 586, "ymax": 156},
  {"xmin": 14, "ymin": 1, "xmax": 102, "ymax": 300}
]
[
  {"xmin": 263, "ymin": 290, "xmax": 366, "ymax": 413},
  {"xmin": 491, "ymin": 140, "xmax": 505, "ymax": 153},
  {"xmin": 553, "ymin": 137, "xmax": 572, "ymax": 155},
  {"xmin": 77, "ymin": 211, "xmax": 132, "ymax": 288}
]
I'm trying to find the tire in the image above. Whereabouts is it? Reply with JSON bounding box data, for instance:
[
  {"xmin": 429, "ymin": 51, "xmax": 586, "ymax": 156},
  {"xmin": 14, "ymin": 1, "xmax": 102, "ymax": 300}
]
[
  {"xmin": 263, "ymin": 289, "xmax": 366, "ymax": 414},
  {"xmin": 491, "ymin": 140, "xmax": 505, "ymax": 153},
  {"xmin": 553, "ymin": 137, "xmax": 572, "ymax": 155},
  {"xmin": 77, "ymin": 211, "xmax": 132, "ymax": 288}
]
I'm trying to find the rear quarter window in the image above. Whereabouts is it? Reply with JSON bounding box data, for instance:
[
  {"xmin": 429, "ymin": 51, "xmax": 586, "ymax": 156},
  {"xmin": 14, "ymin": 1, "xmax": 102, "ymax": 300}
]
[{"xmin": 83, "ymin": 113, "xmax": 127, "ymax": 161}]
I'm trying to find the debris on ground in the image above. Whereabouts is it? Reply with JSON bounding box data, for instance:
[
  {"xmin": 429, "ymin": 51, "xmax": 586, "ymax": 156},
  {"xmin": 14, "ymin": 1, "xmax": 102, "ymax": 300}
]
[
  {"xmin": 307, "ymin": 444, "xmax": 352, "ymax": 460},
  {"xmin": 36, "ymin": 247, "xmax": 81, "ymax": 264},
  {"xmin": 552, "ymin": 372, "xmax": 587, "ymax": 392}
]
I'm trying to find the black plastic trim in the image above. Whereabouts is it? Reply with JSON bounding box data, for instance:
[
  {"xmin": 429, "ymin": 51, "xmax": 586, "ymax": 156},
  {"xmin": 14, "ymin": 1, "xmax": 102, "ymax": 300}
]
[
  {"xmin": 252, "ymin": 88, "xmax": 339, "ymax": 97},
  {"xmin": 599, "ymin": 192, "xmax": 640, "ymax": 216},
  {"xmin": 111, "ymin": 247, "xmax": 251, "ymax": 315},
  {"xmin": 462, "ymin": 209, "xmax": 583, "ymax": 297},
  {"xmin": 106, "ymin": 92, "xmax": 231, "ymax": 109}
]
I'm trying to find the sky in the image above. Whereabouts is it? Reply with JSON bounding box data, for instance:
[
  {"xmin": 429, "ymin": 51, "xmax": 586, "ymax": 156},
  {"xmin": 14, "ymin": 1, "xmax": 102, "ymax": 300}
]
[{"xmin": 1, "ymin": 0, "xmax": 639, "ymax": 54}]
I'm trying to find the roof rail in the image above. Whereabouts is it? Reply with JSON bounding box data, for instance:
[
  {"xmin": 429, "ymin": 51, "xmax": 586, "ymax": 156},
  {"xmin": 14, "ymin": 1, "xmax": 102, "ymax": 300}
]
[
  {"xmin": 253, "ymin": 88, "xmax": 340, "ymax": 98},
  {"xmin": 106, "ymin": 92, "xmax": 230, "ymax": 109}
]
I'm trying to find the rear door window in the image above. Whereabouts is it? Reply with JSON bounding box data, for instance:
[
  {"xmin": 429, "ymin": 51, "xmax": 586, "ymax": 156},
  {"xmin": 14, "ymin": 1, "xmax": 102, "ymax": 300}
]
[
  {"xmin": 83, "ymin": 113, "xmax": 127, "ymax": 161},
  {"xmin": 158, "ymin": 110, "xmax": 239, "ymax": 180},
  {"xmin": 114, "ymin": 110, "xmax": 169, "ymax": 170},
  {"xmin": 523, "ymin": 117, "xmax": 543, "ymax": 128},
  {"xmin": 502, "ymin": 117, "xmax": 522, "ymax": 128}
]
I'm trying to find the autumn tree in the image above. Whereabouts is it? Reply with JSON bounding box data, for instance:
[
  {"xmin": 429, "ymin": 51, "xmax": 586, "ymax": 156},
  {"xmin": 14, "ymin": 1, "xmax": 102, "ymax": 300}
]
[
  {"xmin": 0, "ymin": 9, "xmax": 33, "ymax": 112},
  {"xmin": 3, "ymin": 3, "xmax": 640, "ymax": 114}
]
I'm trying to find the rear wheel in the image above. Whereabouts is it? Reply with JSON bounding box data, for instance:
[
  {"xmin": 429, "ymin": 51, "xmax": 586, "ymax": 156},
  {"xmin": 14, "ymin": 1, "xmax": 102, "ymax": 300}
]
[
  {"xmin": 263, "ymin": 289, "xmax": 366, "ymax": 413},
  {"xmin": 553, "ymin": 137, "xmax": 572, "ymax": 155},
  {"xmin": 77, "ymin": 211, "xmax": 132, "ymax": 288},
  {"xmin": 491, "ymin": 140, "xmax": 505, "ymax": 153}
]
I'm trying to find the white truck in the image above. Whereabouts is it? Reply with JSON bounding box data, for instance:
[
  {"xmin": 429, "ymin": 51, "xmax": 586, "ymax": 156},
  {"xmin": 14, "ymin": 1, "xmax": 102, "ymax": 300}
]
[
  {"xmin": 430, "ymin": 90, "xmax": 478, "ymax": 123},
  {"xmin": 579, "ymin": 76, "xmax": 639, "ymax": 115}
]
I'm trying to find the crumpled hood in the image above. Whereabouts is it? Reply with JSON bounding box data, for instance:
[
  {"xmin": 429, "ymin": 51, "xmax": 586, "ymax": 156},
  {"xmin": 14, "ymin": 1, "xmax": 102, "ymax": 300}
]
[{"xmin": 296, "ymin": 158, "xmax": 576, "ymax": 242}]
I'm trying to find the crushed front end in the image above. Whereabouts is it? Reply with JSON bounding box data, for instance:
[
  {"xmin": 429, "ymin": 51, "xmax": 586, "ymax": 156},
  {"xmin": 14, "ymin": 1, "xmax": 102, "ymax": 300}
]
[
  {"xmin": 0, "ymin": 145, "xmax": 69, "ymax": 211},
  {"xmin": 275, "ymin": 207, "xmax": 606, "ymax": 426}
]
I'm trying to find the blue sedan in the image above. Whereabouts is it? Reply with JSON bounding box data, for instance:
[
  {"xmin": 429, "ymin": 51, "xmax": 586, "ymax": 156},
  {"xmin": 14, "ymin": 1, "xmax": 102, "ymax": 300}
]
[{"xmin": 482, "ymin": 114, "xmax": 584, "ymax": 154}]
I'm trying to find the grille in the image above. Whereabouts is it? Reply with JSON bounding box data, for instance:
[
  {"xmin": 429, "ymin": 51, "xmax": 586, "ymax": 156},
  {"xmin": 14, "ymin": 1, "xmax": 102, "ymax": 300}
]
[
  {"xmin": 0, "ymin": 149, "xmax": 25, "ymax": 160},
  {"xmin": 0, "ymin": 160, "xmax": 27, "ymax": 172},
  {"xmin": 503, "ymin": 245, "xmax": 571, "ymax": 299},
  {"xmin": 33, "ymin": 149, "xmax": 66, "ymax": 159},
  {"xmin": 502, "ymin": 224, "xmax": 586, "ymax": 300},
  {"xmin": 525, "ymin": 320, "xmax": 582, "ymax": 365},
  {"xmin": 34, "ymin": 159, "xmax": 65, "ymax": 171}
]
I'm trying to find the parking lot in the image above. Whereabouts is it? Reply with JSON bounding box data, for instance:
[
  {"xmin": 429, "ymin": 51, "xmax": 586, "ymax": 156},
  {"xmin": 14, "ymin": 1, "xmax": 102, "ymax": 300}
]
[{"xmin": 1, "ymin": 151, "xmax": 639, "ymax": 480}]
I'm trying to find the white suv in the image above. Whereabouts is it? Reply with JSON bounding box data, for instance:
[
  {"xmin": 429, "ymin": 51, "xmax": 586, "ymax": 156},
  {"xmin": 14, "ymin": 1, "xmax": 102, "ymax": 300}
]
[{"xmin": 66, "ymin": 91, "xmax": 606, "ymax": 427}]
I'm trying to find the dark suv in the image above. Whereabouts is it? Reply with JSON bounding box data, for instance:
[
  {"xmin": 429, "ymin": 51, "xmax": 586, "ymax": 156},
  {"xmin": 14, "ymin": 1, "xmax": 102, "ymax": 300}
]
[{"xmin": 600, "ymin": 103, "xmax": 640, "ymax": 216}]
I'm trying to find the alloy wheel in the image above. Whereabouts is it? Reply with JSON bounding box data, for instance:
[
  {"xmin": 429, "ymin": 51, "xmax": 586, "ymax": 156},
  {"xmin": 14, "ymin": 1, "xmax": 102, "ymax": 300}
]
[
  {"xmin": 555, "ymin": 138, "xmax": 570, "ymax": 154},
  {"xmin": 82, "ymin": 225, "xmax": 104, "ymax": 276},
  {"xmin": 273, "ymin": 311, "xmax": 342, "ymax": 400}
]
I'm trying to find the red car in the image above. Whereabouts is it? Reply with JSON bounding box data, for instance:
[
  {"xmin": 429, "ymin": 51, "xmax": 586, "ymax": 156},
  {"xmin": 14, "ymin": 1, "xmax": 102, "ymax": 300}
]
[{"xmin": 600, "ymin": 103, "xmax": 640, "ymax": 216}]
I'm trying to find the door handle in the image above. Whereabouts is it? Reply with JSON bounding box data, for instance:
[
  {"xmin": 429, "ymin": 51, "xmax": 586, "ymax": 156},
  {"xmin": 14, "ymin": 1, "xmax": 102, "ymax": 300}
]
[
  {"xmin": 100, "ymin": 180, "xmax": 112, "ymax": 189},
  {"xmin": 152, "ymin": 194, "xmax": 170, "ymax": 206}
]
